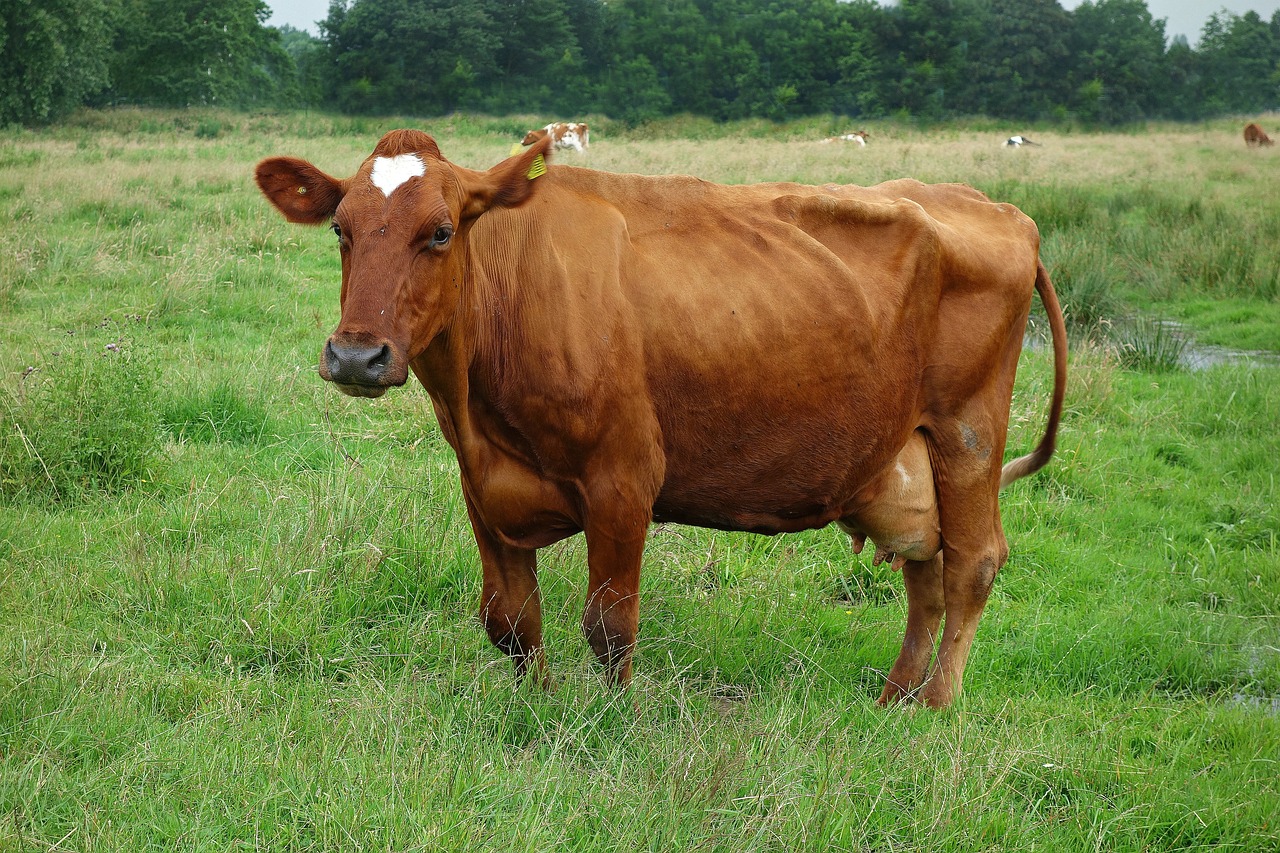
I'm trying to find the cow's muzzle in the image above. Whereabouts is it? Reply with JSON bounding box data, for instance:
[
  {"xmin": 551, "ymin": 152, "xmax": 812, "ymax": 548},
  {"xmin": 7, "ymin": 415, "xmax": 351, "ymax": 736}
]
[{"xmin": 320, "ymin": 337, "xmax": 405, "ymax": 398}]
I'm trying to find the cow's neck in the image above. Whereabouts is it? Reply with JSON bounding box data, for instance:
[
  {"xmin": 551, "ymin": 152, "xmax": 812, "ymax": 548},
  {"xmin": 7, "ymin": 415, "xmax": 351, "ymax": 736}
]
[{"xmin": 411, "ymin": 223, "xmax": 545, "ymax": 477}]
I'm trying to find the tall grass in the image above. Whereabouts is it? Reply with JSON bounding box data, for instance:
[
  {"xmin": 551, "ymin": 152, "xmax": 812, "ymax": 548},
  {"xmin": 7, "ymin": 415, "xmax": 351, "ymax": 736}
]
[
  {"xmin": 1, "ymin": 329, "xmax": 160, "ymax": 501},
  {"xmin": 1113, "ymin": 318, "xmax": 1191, "ymax": 372},
  {"xmin": 0, "ymin": 110, "xmax": 1277, "ymax": 850}
]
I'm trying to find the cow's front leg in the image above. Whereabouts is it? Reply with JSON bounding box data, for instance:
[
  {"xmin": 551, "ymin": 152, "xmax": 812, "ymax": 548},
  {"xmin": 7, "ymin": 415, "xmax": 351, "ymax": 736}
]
[
  {"xmin": 581, "ymin": 513, "xmax": 649, "ymax": 687},
  {"xmin": 467, "ymin": 505, "xmax": 548, "ymax": 687}
]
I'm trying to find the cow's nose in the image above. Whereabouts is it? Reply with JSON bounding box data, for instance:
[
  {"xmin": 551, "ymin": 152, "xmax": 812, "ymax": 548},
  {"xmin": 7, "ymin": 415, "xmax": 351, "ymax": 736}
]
[{"xmin": 324, "ymin": 340, "xmax": 391, "ymax": 386}]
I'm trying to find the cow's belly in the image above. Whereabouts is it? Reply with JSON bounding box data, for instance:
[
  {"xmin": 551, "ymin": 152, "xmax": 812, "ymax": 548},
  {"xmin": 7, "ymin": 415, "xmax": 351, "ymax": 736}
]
[
  {"xmin": 650, "ymin": 498, "xmax": 845, "ymax": 534},
  {"xmin": 649, "ymin": 352, "xmax": 922, "ymax": 534},
  {"xmin": 652, "ymin": 460, "xmax": 893, "ymax": 534},
  {"xmin": 651, "ymin": 419, "xmax": 916, "ymax": 534}
]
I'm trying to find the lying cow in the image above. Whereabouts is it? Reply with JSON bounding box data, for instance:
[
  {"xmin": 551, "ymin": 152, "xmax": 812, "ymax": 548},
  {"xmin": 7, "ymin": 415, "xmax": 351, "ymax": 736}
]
[
  {"xmin": 1005, "ymin": 135, "xmax": 1041, "ymax": 147},
  {"xmin": 821, "ymin": 130, "xmax": 870, "ymax": 146},
  {"xmin": 522, "ymin": 121, "xmax": 589, "ymax": 152},
  {"xmin": 1244, "ymin": 123, "xmax": 1274, "ymax": 147},
  {"xmin": 255, "ymin": 129, "xmax": 1067, "ymax": 709}
]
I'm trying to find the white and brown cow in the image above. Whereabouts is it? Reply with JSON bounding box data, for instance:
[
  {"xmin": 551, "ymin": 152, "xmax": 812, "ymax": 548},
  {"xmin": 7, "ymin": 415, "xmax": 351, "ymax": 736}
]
[
  {"xmin": 821, "ymin": 130, "xmax": 870, "ymax": 146},
  {"xmin": 522, "ymin": 121, "xmax": 589, "ymax": 152}
]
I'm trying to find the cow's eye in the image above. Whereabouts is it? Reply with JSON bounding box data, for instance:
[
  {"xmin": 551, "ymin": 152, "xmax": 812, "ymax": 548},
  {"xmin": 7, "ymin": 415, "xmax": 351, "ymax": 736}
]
[
  {"xmin": 430, "ymin": 225, "xmax": 453, "ymax": 249},
  {"xmin": 330, "ymin": 222, "xmax": 343, "ymax": 240}
]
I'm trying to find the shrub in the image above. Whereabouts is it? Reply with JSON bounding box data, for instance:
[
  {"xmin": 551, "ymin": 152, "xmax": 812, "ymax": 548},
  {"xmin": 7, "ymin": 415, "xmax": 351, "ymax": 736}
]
[
  {"xmin": 1, "ymin": 332, "xmax": 161, "ymax": 501},
  {"xmin": 1043, "ymin": 237, "xmax": 1123, "ymax": 332},
  {"xmin": 1114, "ymin": 317, "xmax": 1190, "ymax": 373}
]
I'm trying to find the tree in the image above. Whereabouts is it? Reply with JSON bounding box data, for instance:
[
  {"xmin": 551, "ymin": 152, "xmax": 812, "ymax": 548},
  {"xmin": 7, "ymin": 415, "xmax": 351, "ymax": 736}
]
[
  {"xmin": 597, "ymin": 54, "xmax": 672, "ymax": 123},
  {"xmin": 727, "ymin": 0, "xmax": 871, "ymax": 119},
  {"xmin": 968, "ymin": 0, "xmax": 1072, "ymax": 119},
  {"xmin": 321, "ymin": 0, "xmax": 501, "ymax": 114},
  {"xmin": 0, "ymin": 0, "xmax": 113, "ymax": 124},
  {"xmin": 487, "ymin": 0, "xmax": 584, "ymax": 113},
  {"xmin": 605, "ymin": 0, "xmax": 723, "ymax": 116},
  {"xmin": 107, "ymin": 0, "xmax": 293, "ymax": 107},
  {"xmin": 1196, "ymin": 10, "xmax": 1280, "ymax": 114},
  {"xmin": 1163, "ymin": 34, "xmax": 1206, "ymax": 120},
  {"xmin": 1067, "ymin": 0, "xmax": 1168, "ymax": 123},
  {"xmin": 277, "ymin": 25, "xmax": 326, "ymax": 107},
  {"xmin": 829, "ymin": 0, "xmax": 882, "ymax": 117},
  {"xmin": 873, "ymin": 0, "xmax": 986, "ymax": 119}
]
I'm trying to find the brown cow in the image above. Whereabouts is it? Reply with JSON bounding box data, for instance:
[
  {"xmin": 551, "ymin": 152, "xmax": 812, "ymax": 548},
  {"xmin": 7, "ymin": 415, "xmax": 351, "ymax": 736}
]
[
  {"xmin": 255, "ymin": 129, "xmax": 1067, "ymax": 709},
  {"xmin": 1244, "ymin": 123, "xmax": 1274, "ymax": 147},
  {"xmin": 522, "ymin": 121, "xmax": 589, "ymax": 152}
]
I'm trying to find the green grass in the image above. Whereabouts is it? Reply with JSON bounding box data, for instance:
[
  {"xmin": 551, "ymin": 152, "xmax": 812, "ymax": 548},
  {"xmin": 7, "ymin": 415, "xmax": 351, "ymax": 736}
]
[{"xmin": 1, "ymin": 109, "xmax": 1277, "ymax": 850}]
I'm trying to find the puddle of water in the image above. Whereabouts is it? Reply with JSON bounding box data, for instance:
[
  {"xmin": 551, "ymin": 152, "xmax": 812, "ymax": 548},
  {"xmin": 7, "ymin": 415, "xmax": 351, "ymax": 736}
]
[
  {"xmin": 1175, "ymin": 342, "xmax": 1280, "ymax": 370},
  {"xmin": 1024, "ymin": 320, "xmax": 1280, "ymax": 371},
  {"xmin": 1228, "ymin": 693, "xmax": 1280, "ymax": 715},
  {"xmin": 1156, "ymin": 320, "xmax": 1280, "ymax": 370}
]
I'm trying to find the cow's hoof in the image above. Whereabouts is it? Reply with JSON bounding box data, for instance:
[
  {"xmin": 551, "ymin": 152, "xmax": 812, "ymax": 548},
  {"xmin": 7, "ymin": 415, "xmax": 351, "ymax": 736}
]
[{"xmin": 877, "ymin": 679, "xmax": 916, "ymax": 707}]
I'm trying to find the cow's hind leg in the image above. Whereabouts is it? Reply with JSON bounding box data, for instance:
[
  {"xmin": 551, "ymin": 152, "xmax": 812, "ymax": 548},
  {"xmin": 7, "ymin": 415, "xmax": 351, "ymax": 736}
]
[
  {"xmin": 836, "ymin": 431, "xmax": 945, "ymax": 704},
  {"xmin": 468, "ymin": 504, "xmax": 548, "ymax": 686},
  {"xmin": 918, "ymin": 419, "xmax": 1010, "ymax": 709},
  {"xmin": 878, "ymin": 553, "xmax": 945, "ymax": 705}
]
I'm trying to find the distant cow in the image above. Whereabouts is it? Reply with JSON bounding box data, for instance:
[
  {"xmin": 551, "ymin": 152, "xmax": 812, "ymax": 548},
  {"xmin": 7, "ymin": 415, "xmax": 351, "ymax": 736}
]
[
  {"xmin": 1005, "ymin": 135, "xmax": 1041, "ymax": 147},
  {"xmin": 522, "ymin": 122, "xmax": 589, "ymax": 152},
  {"xmin": 821, "ymin": 130, "xmax": 870, "ymax": 146},
  {"xmin": 255, "ymin": 128, "xmax": 1067, "ymax": 709},
  {"xmin": 1244, "ymin": 123, "xmax": 1274, "ymax": 147}
]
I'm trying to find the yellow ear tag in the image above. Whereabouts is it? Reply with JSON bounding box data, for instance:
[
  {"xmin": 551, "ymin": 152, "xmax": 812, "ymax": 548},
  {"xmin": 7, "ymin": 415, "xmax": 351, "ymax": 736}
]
[{"xmin": 526, "ymin": 154, "xmax": 546, "ymax": 180}]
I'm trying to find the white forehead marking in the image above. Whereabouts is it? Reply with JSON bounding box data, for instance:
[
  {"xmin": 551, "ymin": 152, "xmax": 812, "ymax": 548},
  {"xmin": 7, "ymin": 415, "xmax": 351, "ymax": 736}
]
[{"xmin": 370, "ymin": 154, "xmax": 425, "ymax": 197}]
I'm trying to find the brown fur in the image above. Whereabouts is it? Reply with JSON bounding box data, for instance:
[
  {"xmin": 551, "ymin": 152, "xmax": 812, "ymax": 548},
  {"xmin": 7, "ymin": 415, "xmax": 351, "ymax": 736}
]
[
  {"xmin": 1244, "ymin": 123, "xmax": 1274, "ymax": 147},
  {"xmin": 255, "ymin": 130, "xmax": 1068, "ymax": 709}
]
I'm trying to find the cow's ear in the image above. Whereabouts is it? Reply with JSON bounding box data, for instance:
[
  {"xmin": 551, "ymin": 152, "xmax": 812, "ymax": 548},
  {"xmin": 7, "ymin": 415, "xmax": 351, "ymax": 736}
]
[
  {"xmin": 255, "ymin": 157, "xmax": 345, "ymax": 225},
  {"xmin": 458, "ymin": 137, "xmax": 552, "ymax": 220}
]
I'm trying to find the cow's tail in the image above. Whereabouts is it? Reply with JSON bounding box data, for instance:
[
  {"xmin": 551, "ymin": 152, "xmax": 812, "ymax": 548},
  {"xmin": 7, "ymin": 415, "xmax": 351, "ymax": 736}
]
[{"xmin": 1001, "ymin": 260, "xmax": 1068, "ymax": 488}]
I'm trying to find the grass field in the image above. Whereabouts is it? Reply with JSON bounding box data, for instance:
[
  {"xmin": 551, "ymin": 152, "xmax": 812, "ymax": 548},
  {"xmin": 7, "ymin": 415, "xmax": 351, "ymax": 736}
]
[{"xmin": 1, "ymin": 109, "xmax": 1278, "ymax": 850}]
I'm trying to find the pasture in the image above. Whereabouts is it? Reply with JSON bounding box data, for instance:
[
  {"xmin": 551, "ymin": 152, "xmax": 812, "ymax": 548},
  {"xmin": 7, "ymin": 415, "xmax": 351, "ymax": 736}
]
[{"xmin": 1, "ymin": 109, "xmax": 1278, "ymax": 850}]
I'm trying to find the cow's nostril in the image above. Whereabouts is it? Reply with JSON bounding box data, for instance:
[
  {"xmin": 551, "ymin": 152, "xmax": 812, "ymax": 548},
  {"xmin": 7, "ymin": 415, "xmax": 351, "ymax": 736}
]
[{"xmin": 369, "ymin": 345, "xmax": 390, "ymax": 372}]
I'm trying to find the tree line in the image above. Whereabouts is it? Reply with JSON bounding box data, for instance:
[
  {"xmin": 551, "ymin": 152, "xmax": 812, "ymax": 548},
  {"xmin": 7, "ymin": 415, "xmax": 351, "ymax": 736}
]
[{"xmin": 3, "ymin": 0, "xmax": 1278, "ymax": 127}]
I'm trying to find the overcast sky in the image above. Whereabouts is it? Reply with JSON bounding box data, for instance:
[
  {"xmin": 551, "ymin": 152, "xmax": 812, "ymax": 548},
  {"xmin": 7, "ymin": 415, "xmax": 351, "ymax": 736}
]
[{"xmin": 264, "ymin": 0, "xmax": 1280, "ymax": 47}]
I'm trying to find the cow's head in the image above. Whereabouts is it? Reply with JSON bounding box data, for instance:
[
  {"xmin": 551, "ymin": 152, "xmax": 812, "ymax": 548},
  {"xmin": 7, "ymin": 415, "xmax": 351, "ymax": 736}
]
[{"xmin": 255, "ymin": 129, "xmax": 551, "ymax": 398}]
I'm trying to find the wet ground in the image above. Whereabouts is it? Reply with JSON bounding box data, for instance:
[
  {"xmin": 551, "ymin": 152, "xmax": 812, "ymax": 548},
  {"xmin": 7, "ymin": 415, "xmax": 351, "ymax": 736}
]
[{"xmin": 1025, "ymin": 320, "xmax": 1280, "ymax": 370}]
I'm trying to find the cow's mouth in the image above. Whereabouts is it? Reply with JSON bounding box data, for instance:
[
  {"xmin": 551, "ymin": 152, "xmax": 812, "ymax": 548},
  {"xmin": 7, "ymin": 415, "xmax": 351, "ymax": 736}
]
[{"xmin": 332, "ymin": 381, "xmax": 391, "ymax": 399}]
